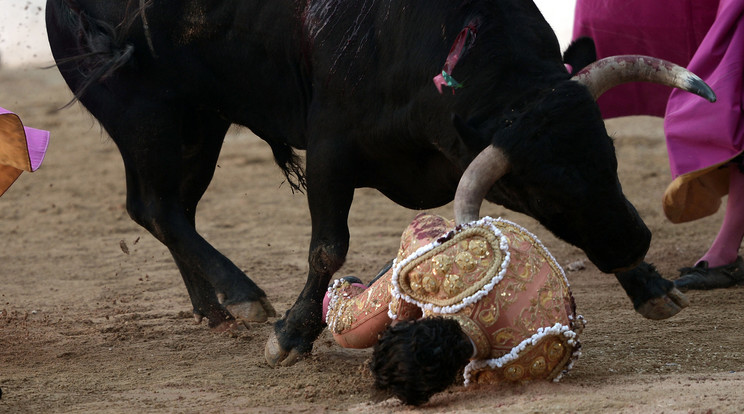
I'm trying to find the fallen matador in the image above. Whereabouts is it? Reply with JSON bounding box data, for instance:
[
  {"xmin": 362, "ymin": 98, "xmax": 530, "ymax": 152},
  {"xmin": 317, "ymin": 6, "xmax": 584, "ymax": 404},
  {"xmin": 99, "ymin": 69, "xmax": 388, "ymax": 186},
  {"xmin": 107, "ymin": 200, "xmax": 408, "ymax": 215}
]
[{"xmin": 323, "ymin": 212, "xmax": 585, "ymax": 405}]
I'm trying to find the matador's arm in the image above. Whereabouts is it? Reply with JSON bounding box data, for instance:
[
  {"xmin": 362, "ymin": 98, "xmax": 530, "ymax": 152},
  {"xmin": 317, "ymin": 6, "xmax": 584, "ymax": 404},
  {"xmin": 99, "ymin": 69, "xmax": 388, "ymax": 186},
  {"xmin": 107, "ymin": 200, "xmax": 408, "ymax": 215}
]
[{"xmin": 323, "ymin": 275, "xmax": 421, "ymax": 349}]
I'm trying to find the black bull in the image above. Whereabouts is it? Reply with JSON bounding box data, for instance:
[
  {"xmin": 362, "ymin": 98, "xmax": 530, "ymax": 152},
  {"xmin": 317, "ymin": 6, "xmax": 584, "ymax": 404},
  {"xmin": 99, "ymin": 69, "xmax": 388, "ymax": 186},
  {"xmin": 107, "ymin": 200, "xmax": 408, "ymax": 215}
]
[{"xmin": 45, "ymin": 0, "xmax": 713, "ymax": 366}]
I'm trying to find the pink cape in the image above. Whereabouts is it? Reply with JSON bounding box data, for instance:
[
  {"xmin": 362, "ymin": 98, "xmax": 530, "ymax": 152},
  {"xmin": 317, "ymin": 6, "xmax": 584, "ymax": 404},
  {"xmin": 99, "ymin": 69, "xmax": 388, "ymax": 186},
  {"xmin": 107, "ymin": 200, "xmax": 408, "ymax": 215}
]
[
  {"xmin": 0, "ymin": 107, "xmax": 50, "ymax": 196},
  {"xmin": 574, "ymin": 0, "xmax": 744, "ymax": 222},
  {"xmin": 665, "ymin": 0, "xmax": 744, "ymax": 178},
  {"xmin": 573, "ymin": 0, "xmax": 716, "ymax": 118}
]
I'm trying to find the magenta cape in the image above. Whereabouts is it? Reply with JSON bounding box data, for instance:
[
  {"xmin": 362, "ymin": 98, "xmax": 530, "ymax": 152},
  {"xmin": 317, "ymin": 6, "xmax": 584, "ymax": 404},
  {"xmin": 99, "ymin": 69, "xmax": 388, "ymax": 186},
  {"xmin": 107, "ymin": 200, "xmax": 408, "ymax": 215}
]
[
  {"xmin": 573, "ymin": 0, "xmax": 716, "ymax": 118},
  {"xmin": 0, "ymin": 107, "xmax": 50, "ymax": 196},
  {"xmin": 574, "ymin": 0, "xmax": 744, "ymax": 222},
  {"xmin": 665, "ymin": 0, "xmax": 744, "ymax": 177}
]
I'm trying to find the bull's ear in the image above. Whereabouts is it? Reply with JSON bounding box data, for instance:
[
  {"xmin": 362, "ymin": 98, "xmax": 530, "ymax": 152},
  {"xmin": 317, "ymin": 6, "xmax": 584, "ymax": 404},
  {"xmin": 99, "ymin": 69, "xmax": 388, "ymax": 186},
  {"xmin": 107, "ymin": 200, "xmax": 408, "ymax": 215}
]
[
  {"xmin": 563, "ymin": 37, "xmax": 597, "ymax": 76},
  {"xmin": 452, "ymin": 114, "xmax": 486, "ymax": 152}
]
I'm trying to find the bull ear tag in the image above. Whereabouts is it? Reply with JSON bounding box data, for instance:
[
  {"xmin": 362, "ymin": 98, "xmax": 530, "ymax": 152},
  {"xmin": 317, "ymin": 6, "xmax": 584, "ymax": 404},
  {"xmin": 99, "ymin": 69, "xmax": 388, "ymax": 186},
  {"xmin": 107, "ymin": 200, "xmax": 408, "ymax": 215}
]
[
  {"xmin": 391, "ymin": 217, "xmax": 510, "ymax": 314},
  {"xmin": 433, "ymin": 19, "xmax": 479, "ymax": 94}
]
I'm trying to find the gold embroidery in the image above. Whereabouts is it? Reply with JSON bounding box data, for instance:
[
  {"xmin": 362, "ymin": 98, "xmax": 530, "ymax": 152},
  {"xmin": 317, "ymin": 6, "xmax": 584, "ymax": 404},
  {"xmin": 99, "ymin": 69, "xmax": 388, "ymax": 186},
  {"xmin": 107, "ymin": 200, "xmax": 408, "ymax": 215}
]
[
  {"xmin": 469, "ymin": 239, "xmax": 489, "ymax": 257},
  {"xmin": 473, "ymin": 369, "xmax": 496, "ymax": 383},
  {"xmin": 455, "ymin": 251, "xmax": 478, "ymax": 272},
  {"xmin": 539, "ymin": 289, "xmax": 555, "ymax": 308},
  {"xmin": 409, "ymin": 271, "xmax": 423, "ymax": 293},
  {"xmin": 443, "ymin": 274, "xmax": 465, "ymax": 296},
  {"xmin": 503, "ymin": 364, "xmax": 524, "ymax": 381},
  {"xmin": 494, "ymin": 328, "xmax": 515, "ymax": 346},
  {"xmin": 422, "ymin": 275, "xmax": 439, "ymax": 293},
  {"xmin": 469, "ymin": 335, "xmax": 576, "ymax": 385},
  {"xmin": 530, "ymin": 356, "xmax": 547, "ymax": 376},
  {"xmin": 432, "ymin": 254, "xmax": 453, "ymax": 275},
  {"xmin": 392, "ymin": 216, "xmax": 579, "ymax": 388},
  {"xmin": 548, "ymin": 341, "xmax": 565, "ymax": 361},
  {"xmin": 545, "ymin": 338, "xmax": 574, "ymax": 381},
  {"xmin": 498, "ymin": 221, "xmax": 564, "ymax": 278},
  {"xmin": 447, "ymin": 315, "xmax": 490, "ymax": 359},
  {"xmin": 396, "ymin": 225, "xmax": 505, "ymax": 307},
  {"xmin": 515, "ymin": 253, "xmax": 542, "ymax": 283},
  {"xmin": 389, "ymin": 299, "xmax": 398, "ymax": 314},
  {"xmin": 478, "ymin": 305, "xmax": 498, "ymax": 326}
]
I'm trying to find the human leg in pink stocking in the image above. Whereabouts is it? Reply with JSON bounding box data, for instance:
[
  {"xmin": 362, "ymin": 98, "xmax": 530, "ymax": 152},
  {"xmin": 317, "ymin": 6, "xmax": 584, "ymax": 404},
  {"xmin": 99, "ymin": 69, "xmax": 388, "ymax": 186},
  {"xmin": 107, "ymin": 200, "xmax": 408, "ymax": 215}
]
[
  {"xmin": 676, "ymin": 165, "xmax": 744, "ymax": 290},
  {"xmin": 700, "ymin": 165, "xmax": 744, "ymax": 266}
]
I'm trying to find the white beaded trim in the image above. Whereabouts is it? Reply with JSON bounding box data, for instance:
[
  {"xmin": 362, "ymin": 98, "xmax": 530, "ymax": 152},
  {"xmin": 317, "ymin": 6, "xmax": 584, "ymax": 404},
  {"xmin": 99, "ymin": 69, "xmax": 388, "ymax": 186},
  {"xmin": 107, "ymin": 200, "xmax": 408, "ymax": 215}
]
[
  {"xmin": 462, "ymin": 322, "xmax": 580, "ymax": 386},
  {"xmin": 386, "ymin": 296, "xmax": 398, "ymax": 320},
  {"xmin": 388, "ymin": 216, "xmax": 511, "ymax": 316},
  {"xmin": 491, "ymin": 217, "xmax": 572, "ymax": 288},
  {"xmin": 324, "ymin": 279, "xmax": 352, "ymax": 333}
]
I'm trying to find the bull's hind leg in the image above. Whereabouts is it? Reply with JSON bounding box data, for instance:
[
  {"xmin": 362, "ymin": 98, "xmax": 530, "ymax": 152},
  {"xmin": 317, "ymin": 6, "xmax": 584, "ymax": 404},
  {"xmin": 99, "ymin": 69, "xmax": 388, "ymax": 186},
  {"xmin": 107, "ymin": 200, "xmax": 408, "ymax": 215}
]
[
  {"xmin": 80, "ymin": 90, "xmax": 274, "ymax": 328},
  {"xmin": 169, "ymin": 111, "xmax": 276, "ymax": 327},
  {"xmin": 123, "ymin": 108, "xmax": 276, "ymax": 327},
  {"xmin": 45, "ymin": 0, "xmax": 273, "ymax": 328}
]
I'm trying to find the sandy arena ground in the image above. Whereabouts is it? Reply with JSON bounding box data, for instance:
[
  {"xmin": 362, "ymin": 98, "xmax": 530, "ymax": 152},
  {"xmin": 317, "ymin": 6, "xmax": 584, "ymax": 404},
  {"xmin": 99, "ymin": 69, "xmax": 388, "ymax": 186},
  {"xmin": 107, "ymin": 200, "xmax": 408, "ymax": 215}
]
[{"xmin": 1, "ymin": 66, "xmax": 743, "ymax": 414}]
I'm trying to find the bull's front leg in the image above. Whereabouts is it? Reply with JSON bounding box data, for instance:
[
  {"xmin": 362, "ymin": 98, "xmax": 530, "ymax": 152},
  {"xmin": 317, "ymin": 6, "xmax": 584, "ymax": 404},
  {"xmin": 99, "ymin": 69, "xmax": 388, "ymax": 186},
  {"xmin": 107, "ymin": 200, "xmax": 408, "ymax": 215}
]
[
  {"xmin": 614, "ymin": 261, "xmax": 690, "ymax": 320},
  {"xmin": 265, "ymin": 140, "xmax": 355, "ymax": 367}
]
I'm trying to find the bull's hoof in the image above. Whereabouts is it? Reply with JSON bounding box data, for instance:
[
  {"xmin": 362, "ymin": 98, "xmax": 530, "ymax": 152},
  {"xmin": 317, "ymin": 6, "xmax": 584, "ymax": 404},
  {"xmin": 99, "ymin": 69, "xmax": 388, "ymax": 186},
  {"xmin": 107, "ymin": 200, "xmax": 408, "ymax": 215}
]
[
  {"xmin": 264, "ymin": 332, "xmax": 307, "ymax": 367},
  {"xmin": 192, "ymin": 311, "xmax": 245, "ymax": 331},
  {"xmin": 635, "ymin": 287, "xmax": 690, "ymax": 320},
  {"xmin": 192, "ymin": 305, "xmax": 239, "ymax": 328},
  {"xmin": 212, "ymin": 318, "xmax": 247, "ymax": 332},
  {"xmin": 226, "ymin": 297, "xmax": 277, "ymax": 324}
]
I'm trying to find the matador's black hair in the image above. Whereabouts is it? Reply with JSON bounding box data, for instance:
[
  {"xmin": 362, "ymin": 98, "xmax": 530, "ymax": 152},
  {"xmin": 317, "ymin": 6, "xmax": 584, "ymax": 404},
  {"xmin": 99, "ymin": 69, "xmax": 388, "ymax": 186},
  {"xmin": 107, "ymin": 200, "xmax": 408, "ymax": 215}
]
[{"xmin": 370, "ymin": 317, "xmax": 473, "ymax": 406}]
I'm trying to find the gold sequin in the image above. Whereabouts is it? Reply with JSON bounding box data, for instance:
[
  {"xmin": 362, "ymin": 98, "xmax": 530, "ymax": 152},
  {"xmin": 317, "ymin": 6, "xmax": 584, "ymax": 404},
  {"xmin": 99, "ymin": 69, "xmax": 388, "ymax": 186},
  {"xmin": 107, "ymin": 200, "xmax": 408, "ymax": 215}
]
[
  {"xmin": 422, "ymin": 275, "xmax": 439, "ymax": 293},
  {"xmin": 442, "ymin": 274, "xmax": 464, "ymax": 296},
  {"xmin": 455, "ymin": 251, "xmax": 477, "ymax": 272},
  {"xmin": 409, "ymin": 271, "xmax": 423, "ymax": 293},
  {"xmin": 504, "ymin": 364, "xmax": 524, "ymax": 381},
  {"xmin": 473, "ymin": 369, "xmax": 496, "ymax": 384},
  {"xmin": 341, "ymin": 314, "xmax": 352, "ymax": 329},
  {"xmin": 469, "ymin": 239, "xmax": 489, "ymax": 257},
  {"xmin": 548, "ymin": 341, "xmax": 565, "ymax": 361},
  {"xmin": 432, "ymin": 254, "xmax": 453, "ymax": 275},
  {"xmin": 530, "ymin": 356, "xmax": 547, "ymax": 375}
]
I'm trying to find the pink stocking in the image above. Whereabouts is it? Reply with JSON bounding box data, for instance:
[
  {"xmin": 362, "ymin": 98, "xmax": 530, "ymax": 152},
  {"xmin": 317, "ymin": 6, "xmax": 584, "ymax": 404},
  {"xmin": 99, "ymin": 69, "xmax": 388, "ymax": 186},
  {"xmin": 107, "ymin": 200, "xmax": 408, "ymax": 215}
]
[{"xmin": 698, "ymin": 165, "xmax": 744, "ymax": 267}]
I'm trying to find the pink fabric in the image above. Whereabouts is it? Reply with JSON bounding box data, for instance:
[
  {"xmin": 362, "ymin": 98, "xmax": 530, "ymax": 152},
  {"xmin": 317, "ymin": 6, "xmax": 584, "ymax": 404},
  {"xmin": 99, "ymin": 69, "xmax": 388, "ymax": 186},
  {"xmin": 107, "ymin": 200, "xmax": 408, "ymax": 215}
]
[
  {"xmin": 0, "ymin": 107, "xmax": 49, "ymax": 171},
  {"xmin": 24, "ymin": 126, "xmax": 50, "ymax": 171},
  {"xmin": 664, "ymin": 0, "xmax": 744, "ymax": 178},
  {"xmin": 322, "ymin": 282, "xmax": 366, "ymax": 322},
  {"xmin": 573, "ymin": 0, "xmax": 742, "ymax": 176},
  {"xmin": 701, "ymin": 165, "xmax": 744, "ymax": 265},
  {"xmin": 432, "ymin": 20, "xmax": 478, "ymax": 94},
  {"xmin": 573, "ymin": 0, "xmax": 717, "ymax": 118}
]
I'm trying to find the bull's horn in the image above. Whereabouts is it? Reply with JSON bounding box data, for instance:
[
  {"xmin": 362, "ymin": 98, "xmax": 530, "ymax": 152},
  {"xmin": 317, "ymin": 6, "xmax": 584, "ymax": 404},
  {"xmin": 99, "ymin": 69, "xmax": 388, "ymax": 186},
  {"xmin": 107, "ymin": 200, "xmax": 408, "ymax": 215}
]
[
  {"xmin": 454, "ymin": 145, "xmax": 510, "ymax": 225},
  {"xmin": 571, "ymin": 55, "xmax": 716, "ymax": 102}
]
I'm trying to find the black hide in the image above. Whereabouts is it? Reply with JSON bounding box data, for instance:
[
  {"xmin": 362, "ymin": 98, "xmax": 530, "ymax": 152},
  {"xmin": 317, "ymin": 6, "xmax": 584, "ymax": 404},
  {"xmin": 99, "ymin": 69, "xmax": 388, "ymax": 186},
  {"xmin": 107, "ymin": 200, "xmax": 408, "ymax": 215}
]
[{"xmin": 46, "ymin": 0, "xmax": 652, "ymax": 363}]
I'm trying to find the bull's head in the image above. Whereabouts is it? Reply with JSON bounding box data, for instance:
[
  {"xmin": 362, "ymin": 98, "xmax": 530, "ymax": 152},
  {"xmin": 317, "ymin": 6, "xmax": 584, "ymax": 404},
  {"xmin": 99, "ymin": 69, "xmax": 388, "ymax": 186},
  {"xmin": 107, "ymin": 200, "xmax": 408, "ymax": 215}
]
[{"xmin": 454, "ymin": 55, "xmax": 715, "ymax": 274}]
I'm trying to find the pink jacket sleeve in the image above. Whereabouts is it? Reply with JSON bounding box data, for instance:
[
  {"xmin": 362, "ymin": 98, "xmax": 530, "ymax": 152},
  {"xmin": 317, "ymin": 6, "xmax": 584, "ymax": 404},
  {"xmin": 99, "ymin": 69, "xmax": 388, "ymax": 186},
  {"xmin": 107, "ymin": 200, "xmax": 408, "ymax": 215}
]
[{"xmin": 323, "ymin": 276, "xmax": 421, "ymax": 349}]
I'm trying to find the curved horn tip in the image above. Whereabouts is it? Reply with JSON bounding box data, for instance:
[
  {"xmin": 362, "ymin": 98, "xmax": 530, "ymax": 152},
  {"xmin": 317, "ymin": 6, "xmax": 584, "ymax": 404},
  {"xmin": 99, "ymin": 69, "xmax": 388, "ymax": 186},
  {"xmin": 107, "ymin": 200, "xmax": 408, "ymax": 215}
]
[{"xmin": 686, "ymin": 76, "xmax": 717, "ymax": 103}]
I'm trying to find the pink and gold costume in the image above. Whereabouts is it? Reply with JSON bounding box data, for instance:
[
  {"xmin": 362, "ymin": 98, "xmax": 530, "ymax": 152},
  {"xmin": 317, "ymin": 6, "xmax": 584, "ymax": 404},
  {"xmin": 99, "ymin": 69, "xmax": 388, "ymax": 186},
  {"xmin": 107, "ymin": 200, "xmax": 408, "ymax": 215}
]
[{"xmin": 324, "ymin": 213, "xmax": 584, "ymax": 386}]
